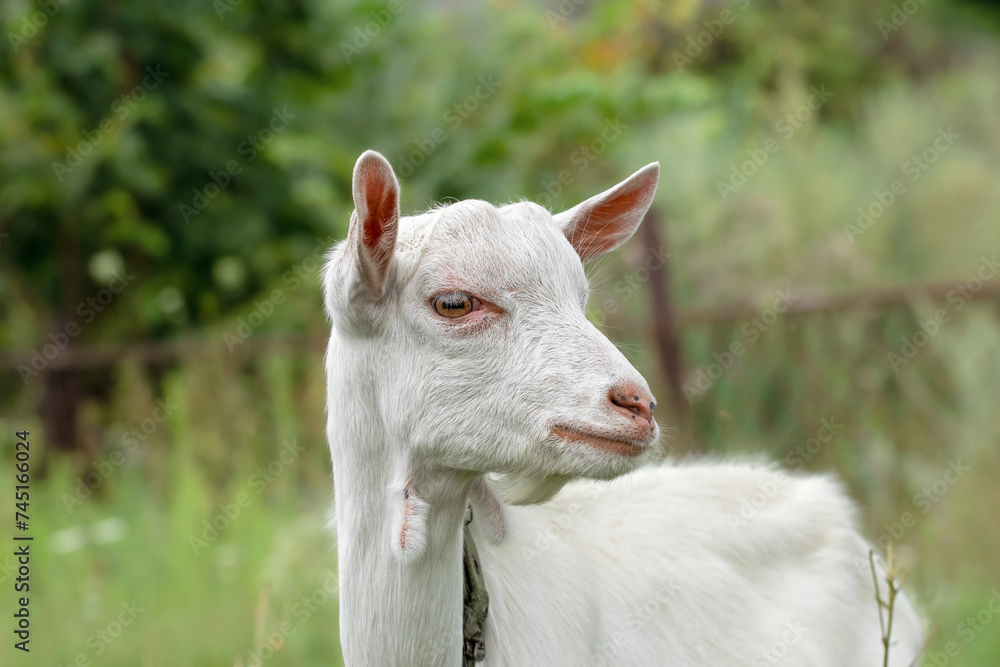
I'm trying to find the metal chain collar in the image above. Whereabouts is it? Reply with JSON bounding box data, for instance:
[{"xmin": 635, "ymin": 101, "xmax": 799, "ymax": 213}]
[{"xmin": 462, "ymin": 505, "xmax": 489, "ymax": 665}]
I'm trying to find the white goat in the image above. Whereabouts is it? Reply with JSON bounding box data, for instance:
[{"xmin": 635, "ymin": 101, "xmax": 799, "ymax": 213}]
[{"xmin": 322, "ymin": 150, "xmax": 924, "ymax": 666}]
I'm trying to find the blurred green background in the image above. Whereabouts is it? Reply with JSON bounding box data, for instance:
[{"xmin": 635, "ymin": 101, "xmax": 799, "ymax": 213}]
[{"xmin": 1, "ymin": 0, "xmax": 1000, "ymax": 664}]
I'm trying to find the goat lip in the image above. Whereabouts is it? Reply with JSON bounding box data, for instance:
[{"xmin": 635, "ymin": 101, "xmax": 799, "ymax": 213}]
[{"xmin": 550, "ymin": 424, "xmax": 649, "ymax": 457}]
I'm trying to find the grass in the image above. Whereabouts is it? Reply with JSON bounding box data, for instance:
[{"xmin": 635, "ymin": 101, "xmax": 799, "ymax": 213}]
[{"xmin": 0, "ymin": 353, "xmax": 345, "ymax": 667}]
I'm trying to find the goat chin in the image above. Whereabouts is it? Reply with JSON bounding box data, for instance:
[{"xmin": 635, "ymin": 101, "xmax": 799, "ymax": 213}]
[{"xmin": 487, "ymin": 472, "xmax": 572, "ymax": 505}]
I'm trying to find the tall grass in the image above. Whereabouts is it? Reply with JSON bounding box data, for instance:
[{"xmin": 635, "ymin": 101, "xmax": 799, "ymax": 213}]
[{"xmin": 0, "ymin": 351, "xmax": 344, "ymax": 667}]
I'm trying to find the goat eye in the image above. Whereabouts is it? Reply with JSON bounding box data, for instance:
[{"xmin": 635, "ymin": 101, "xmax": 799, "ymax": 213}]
[{"xmin": 433, "ymin": 292, "xmax": 475, "ymax": 318}]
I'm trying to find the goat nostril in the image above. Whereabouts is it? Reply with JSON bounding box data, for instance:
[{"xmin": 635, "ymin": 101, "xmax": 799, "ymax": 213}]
[{"xmin": 609, "ymin": 388, "xmax": 654, "ymax": 423}]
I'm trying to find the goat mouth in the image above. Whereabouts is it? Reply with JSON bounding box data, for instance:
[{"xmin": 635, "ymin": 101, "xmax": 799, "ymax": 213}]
[{"xmin": 550, "ymin": 425, "xmax": 648, "ymax": 457}]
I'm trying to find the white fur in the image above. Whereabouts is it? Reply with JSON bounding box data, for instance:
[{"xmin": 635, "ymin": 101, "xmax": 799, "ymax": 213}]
[{"xmin": 323, "ymin": 150, "xmax": 924, "ymax": 666}]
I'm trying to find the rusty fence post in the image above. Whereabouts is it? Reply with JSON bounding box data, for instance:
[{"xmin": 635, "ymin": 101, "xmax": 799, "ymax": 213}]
[{"xmin": 641, "ymin": 208, "xmax": 697, "ymax": 453}]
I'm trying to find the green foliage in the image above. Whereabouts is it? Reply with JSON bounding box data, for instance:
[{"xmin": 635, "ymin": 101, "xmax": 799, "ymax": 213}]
[
  {"xmin": 4, "ymin": 0, "xmax": 981, "ymax": 345},
  {"xmin": 0, "ymin": 0, "xmax": 353, "ymax": 340}
]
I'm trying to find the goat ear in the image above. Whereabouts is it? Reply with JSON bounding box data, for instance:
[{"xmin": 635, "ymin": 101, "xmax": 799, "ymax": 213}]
[
  {"xmin": 349, "ymin": 150, "xmax": 400, "ymax": 294},
  {"xmin": 553, "ymin": 162, "xmax": 659, "ymax": 262}
]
